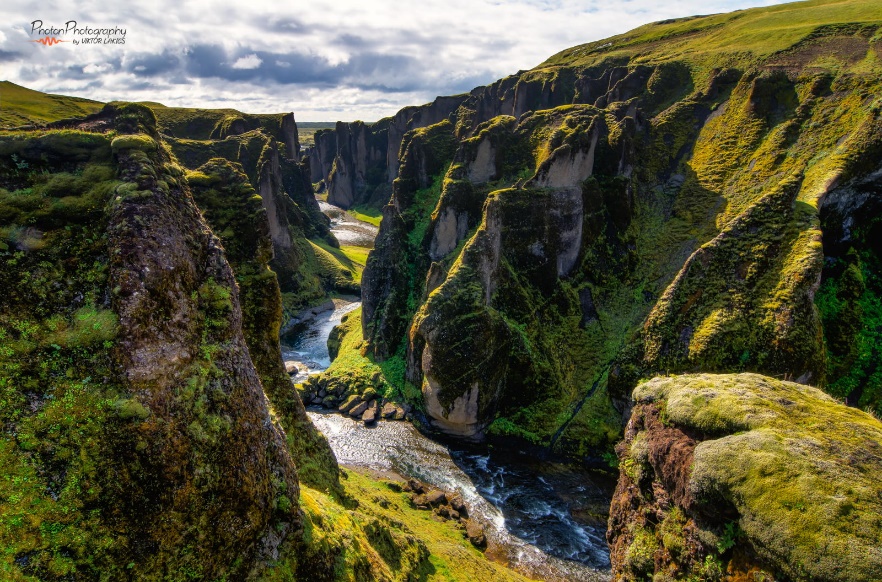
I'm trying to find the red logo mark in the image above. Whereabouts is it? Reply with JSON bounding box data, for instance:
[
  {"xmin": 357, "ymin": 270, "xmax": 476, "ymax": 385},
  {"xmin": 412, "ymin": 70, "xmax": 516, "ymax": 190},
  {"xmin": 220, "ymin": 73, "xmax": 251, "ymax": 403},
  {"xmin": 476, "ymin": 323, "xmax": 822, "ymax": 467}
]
[{"xmin": 31, "ymin": 36, "xmax": 67, "ymax": 46}]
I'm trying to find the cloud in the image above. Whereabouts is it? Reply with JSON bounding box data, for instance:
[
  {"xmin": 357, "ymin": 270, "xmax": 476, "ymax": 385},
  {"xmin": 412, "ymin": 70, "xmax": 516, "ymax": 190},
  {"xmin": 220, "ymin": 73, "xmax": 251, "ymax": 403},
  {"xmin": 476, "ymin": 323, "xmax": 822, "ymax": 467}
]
[
  {"xmin": 0, "ymin": 0, "xmax": 788, "ymax": 120},
  {"xmin": 83, "ymin": 63, "xmax": 112, "ymax": 74},
  {"xmin": 231, "ymin": 53, "xmax": 262, "ymax": 69}
]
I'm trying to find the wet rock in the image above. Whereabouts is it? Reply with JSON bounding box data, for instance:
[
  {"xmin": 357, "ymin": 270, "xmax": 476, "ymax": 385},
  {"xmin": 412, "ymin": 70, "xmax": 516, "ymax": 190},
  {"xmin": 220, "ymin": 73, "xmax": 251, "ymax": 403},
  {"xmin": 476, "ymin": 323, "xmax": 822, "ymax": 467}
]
[
  {"xmin": 381, "ymin": 402, "xmax": 398, "ymax": 419},
  {"xmin": 338, "ymin": 394, "xmax": 362, "ymax": 414},
  {"xmin": 362, "ymin": 402, "xmax": 379, "ymax": 425},
  {"xmin": 284, "ymin": 360, "xmax": 300, "ymax": 374},
  {"xmin": 425, "ymin": 490, "xmax": 447, "ymax": 506},
  {"xmin": 321, "ymin": 395, "xmax": 336, "ymax": 408},
  {"xmin": 449, "ymin": 495, "xmax": 467, "ymax": 517},
  {"xmin": 465, "ymin": 520, "xmax": 486, "ymax": 548},
  {"xmin": 349, "ymin": 400, "xmax": 370, "ymax": 418},
  {"xmin": 406, "ymin": 479, "xmax": 425, "ymax": 494},
  {"xmin": 393, "ymin": 406, "xmax": 407, "ymax": 421}
]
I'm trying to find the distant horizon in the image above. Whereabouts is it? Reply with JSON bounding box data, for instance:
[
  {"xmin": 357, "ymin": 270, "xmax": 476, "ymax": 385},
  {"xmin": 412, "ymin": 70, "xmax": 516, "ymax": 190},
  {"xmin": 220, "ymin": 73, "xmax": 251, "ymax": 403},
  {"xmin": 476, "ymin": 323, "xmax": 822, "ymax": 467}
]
[{"xmin": 1, "ymin": 0, "xmax": 790, "ymax": 122}]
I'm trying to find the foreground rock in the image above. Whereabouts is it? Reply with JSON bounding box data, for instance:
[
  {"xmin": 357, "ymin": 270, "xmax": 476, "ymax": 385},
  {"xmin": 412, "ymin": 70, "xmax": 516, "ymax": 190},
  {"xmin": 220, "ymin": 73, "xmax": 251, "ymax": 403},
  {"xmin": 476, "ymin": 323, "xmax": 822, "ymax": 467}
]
[
  {"xmin": 0, "ymin": 104, "xmax": 310, "ymax": 579},
  {"xmin": 297, "ymin": 372, "xmax": 410, "ymax": 423},
  {"xmin": 608, "ymin": 373, "xmax": 882, "ymax": 582}
]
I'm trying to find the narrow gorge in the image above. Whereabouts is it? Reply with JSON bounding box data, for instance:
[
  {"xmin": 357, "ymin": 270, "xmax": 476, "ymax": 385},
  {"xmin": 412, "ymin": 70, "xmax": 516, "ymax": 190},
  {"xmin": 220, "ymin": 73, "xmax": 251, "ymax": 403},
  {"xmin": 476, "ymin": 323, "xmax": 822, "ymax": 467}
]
[{"xmin": 0, "ymin": 0, "xmax": 881, "ymax": 581}]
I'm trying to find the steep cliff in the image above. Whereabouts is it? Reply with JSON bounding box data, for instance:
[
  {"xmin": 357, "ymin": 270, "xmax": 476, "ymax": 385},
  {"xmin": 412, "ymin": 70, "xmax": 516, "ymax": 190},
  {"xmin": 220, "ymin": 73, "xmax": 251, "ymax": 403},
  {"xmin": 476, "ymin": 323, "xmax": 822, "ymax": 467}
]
[
  {"xmin": 158, "ymin": 108, "xmax": 361, "ymax": 309},
  {"xmin": 0, "ymin": 104, "xmax": 302, "ymax": 579},
  {"xmin": 349, "ymin": 0, "xmax": 882, "ymax": 458},
  {"xmin": 608, "ymin": 373, "xmax": 882, "ymax": 582},
  {"xmin": 308, "ymin": 95, "xmax": 468, "ymax": 209},
  {"xmin": 185, "ymin": 158, "xmax": 339, "ymax": 492}
]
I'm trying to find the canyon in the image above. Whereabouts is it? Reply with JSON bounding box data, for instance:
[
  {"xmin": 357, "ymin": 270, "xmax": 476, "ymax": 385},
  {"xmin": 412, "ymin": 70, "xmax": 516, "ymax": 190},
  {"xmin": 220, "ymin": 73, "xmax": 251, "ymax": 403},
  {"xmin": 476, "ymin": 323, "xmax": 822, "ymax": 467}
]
[{"xmin": 1, "ymin": 0, "xmax": 882, "ymax": 580}]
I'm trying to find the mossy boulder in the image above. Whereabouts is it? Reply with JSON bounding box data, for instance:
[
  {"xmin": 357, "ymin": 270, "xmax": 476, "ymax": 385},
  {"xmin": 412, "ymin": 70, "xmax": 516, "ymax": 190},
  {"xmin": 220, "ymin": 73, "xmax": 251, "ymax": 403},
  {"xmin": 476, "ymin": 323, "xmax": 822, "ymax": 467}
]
[
  {"xmin": 609, "ymin": 373, "xmax": 882, "ymax": 582},
  {"xmin": 110, "ymin": 133, "xmax": 156, "ymax": 153}
]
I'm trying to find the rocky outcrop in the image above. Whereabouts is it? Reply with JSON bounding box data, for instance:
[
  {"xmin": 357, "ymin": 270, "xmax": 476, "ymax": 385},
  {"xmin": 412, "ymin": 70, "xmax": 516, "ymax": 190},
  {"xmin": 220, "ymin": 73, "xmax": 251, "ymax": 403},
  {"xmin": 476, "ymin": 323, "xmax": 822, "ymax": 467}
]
[
  {"xmin": 163, "ymin": 120, "xmax": 334, "ymax": 311},
  {"xmin": 152, "ymin": 105, "xmax": 303, "ymax": 158},
  {"xmin": 361, "ymin": 121, "xmax": 457, "ymax": 359},
  {"xmin": 186, "ymin": 158, "xmax": 339, "ymax": 493},
  {"xmin": 608, "ymin": 374, "xmax": 882, "ymax": 582},
  {"xmin": 0, "ymin": 104, "xmax": 314, "ymax": 579},
  {"xmin": 325, "ymin": 120, "xmax": 388, "ymax": 208}
]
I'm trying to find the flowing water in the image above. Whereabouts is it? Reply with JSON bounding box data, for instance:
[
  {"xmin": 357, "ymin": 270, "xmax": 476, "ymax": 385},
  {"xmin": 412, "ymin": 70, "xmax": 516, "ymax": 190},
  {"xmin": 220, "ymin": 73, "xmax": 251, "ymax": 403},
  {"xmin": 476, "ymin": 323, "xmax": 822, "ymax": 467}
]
[
  {"xmin": 285, "ymin": 201, "xmax": 614, "ymax": 581},
  {"xmin": 318, "ymin": 200, "xmax": 378, "ymax": 246}
]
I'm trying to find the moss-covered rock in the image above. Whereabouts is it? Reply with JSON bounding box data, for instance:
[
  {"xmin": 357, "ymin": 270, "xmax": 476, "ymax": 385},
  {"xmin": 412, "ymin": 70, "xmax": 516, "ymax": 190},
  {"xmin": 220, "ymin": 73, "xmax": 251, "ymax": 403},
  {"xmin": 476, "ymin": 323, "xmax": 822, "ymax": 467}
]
[
  {"xmin": 0, "ymin": 104, "xmax": 305, "ymax": 580},
  {"xmin": 185, "ymin": 157, "xmax": 340, "ymax": 494},
  {"xmin": 608, "ymin": 373, "xmax": 882, "ymax": 582}
]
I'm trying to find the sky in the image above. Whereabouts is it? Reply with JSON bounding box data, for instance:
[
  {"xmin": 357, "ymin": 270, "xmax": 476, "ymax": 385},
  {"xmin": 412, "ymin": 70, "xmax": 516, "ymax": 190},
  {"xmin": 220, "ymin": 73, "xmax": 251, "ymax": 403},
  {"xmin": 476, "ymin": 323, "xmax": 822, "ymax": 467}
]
[{"xmin": 1, "ymin": 0, "xmax": 791, "ymax": 121}]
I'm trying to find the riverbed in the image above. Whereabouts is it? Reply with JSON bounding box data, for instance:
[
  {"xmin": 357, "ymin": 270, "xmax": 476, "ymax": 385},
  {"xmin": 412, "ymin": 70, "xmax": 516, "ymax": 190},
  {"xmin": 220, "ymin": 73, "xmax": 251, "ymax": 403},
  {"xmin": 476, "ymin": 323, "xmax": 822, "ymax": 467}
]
[{"xmin": 284, "ymin": 200, "xmax": 614, "ymax": 581}]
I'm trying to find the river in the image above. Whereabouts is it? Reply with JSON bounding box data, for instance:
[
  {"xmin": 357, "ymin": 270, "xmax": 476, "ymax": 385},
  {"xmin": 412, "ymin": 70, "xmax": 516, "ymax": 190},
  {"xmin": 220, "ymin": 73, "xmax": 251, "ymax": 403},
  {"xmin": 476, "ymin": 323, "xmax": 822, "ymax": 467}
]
[{"xmin": 282, "ymin": 201, "xmax": 614, "ymax": 581}]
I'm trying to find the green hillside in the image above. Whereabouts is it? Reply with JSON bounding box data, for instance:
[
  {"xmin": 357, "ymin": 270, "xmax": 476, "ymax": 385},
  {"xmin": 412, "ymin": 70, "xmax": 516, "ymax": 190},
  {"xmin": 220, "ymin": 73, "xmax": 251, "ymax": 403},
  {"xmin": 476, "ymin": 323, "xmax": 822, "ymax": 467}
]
[
  {"xmin": 543, "ymin": 0, "xmax": 882, "ymax": 69},
  {"xmin": 0, "ymin": 81, "xmax": 104, "ymax": 128}
]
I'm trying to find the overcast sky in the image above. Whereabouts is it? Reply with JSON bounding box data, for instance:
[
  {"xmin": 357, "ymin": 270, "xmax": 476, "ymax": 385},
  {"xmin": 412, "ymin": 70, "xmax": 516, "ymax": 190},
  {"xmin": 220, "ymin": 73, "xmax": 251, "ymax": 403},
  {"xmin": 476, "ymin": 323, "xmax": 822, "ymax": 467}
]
[{"xmin": 1, "ymin": 0, "xmax": 789, "ymax": 121}]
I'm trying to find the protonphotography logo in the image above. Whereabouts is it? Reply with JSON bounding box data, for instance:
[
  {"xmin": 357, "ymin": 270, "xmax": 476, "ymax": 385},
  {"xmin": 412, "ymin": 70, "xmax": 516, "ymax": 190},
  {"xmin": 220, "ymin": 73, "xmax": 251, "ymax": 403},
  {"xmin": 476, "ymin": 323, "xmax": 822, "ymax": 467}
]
[{"xmin": 28, "ymin": 20, "xmax": 126, "ymax": 46}]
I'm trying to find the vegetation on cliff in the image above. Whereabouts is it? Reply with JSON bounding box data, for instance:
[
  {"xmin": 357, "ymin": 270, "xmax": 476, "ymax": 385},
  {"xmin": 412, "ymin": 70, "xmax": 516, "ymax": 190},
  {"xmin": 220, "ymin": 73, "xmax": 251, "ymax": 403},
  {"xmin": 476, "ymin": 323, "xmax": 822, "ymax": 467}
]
[
  {"xmin": 0, "ymin": 103, "xmax": 307, "ymax": 580},
  {"xmin": 0, "ymin": 93, "xmax": 527, "ymax": 581},
  {"xmin": 338, "ymin": 0, "xmax": 882, "ymax": 461},
  {"xmin": 0, "ymin": 82, "xmax": 104, "ymax": 128}
]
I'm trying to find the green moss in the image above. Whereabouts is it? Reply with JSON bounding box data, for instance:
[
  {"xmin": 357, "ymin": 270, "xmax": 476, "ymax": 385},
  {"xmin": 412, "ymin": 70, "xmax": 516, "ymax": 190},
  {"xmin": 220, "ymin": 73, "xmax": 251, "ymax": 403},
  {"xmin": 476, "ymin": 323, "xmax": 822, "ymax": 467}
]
[
  {"xmin": 110, "ymin": 134, "xmax": 156, "ymax": 153},
  {"xmin": 186, "ymin": 157, "xmax": 340, "ymax": 495},
  {"xmin": 268, "ymin": 468, "xmax": 528, "ymax": 581},
  {"xmin": 0, "ymin": 152, "xmax": 128, "ymax": 578},
  {"xmin": 817, "ymin": 252, "xmax": 882, "ymax": 416},
  {"xmin": 635, "ymin": 373, "xmax": 882, "ymax": 582},
  {"xmin": 625, "ymin": 526, "xmax": 659, "ymax": 577},
  {"xmin": 114, "ymin": 399, "xmax": 151, "ymax": 420}
]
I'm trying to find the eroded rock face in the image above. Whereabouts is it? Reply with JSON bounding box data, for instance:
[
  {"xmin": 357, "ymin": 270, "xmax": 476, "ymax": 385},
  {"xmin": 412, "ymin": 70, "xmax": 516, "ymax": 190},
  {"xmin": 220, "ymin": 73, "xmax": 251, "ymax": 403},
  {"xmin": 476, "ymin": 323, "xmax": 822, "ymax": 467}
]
[
  {"xmin": 111, "ymin": 126, "xmax": 300, "ymax": 577},
  {"xmin": 358, "ymin": 24, "xmax": 882, "ymax": 454},
  {"xmin": 162, "ymin": 119, "xmax": 333, "ymax": 308},
  {"xmin": 608, "ymin": 374, "xmax": 882, "ymax": 582},
  {"xmin": 187, "ymin": 158, "xmax": 340, "ymax": 495},
  {"xmin": 310, "ymin": 96, "xmax": 468, "ymax": 210},
  {"xmin": 0, "ymin": 104, "xmax": 313, "ymax": 579}
]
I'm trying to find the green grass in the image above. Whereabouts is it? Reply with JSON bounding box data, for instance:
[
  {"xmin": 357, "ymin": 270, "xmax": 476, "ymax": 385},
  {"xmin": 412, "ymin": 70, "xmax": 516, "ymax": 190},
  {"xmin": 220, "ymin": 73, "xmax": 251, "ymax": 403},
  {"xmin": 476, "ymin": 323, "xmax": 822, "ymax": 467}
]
[
  {"xmin": 266, "ymin": 468, "xmax": 527, "ymax": 581},
  {"xmin": 349, "ymin": 205, "xmax": 383, "ymax": 227},
  {"xmin": 339, "ymin": 244, "xmax": 371, "ymax": 267},
  {"xmin": 305, "ymin": 307, "xmax": 424, "ymax": 413},
  {"xmin": 309, "ymin": 239, "xmax": 365, "ymax": 285},
  {"xmin": 541, "ymin": 0, "xmax": 882, "ymax": 70},
  {"xmin": 0, "ymin": 81, "xmax": 103, "ymax": 128}
]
